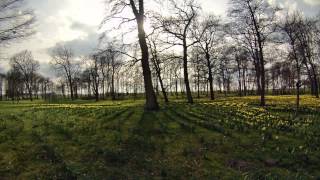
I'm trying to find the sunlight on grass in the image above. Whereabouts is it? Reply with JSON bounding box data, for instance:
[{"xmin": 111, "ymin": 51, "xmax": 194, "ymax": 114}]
[{"xmin": 0, "ymin": 96, "xmax": 319, "ymax": 179}]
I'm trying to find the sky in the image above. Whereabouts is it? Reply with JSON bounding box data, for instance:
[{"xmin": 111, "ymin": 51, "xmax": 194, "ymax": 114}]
[{"xmin": 0, "ymin": 0, "xmax": 319, "ymax": 77}]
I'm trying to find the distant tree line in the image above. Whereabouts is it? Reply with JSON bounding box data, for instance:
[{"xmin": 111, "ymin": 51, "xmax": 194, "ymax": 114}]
[{"xmin": 5, "ymin": 50, "xmax": 53, "ymax": 101}]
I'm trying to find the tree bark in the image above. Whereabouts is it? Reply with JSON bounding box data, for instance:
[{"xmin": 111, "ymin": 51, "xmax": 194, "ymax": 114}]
[
  {"xmin": 236, "ymin": 56, "xmax": 242, "ymax": 97},
  {"xmin": 137, "ymin": 17, "xmax": 159, "ymax": 110},
  {"xmin": 130, "ymin": 0, "xmax": 159, "ymax": 110},
  {"xmin": 183, "ymin": 38, "xmax": 193, "ymax": 103},
  {"xmin": 310, "ymin": 64, "xmax": 319, "ymax": 98},
  {"xmin": 205, "ymin": 51, "xmax": 214, "ymax": 100},
  {"xmin": 111, "ymin": 57, "xmax": 116, "ymax": 100},
  {"xmin": 158, "ymin": 72, "xmax": 168, "ymax": 103},
  {"xmin": 248, "ymin": 1, "xmax": 266, "ymax": 106},
  {"xmin": 68, "ymin": 77, "xmax": 74, "ymax": 100},
  {"xmin": 150, "ymin": 41, "xmax": 169, "ymax": 103}
]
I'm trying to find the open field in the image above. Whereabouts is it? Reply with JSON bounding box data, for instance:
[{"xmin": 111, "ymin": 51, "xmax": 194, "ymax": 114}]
[{"xmin": 0, "ymin": 95, "xmax": 319, "ymax": 179}]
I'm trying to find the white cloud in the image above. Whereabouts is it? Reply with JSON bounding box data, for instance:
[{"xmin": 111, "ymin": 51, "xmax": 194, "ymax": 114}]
[
  {"xmin": 303, "ymin": 0, "xmax": 320, "ymax": 5},
  {"xmin": 1, "ymin": 0, "xmax": 319, "ymax": 77},
  {"xmin": 268, "ymin": 0, "xmax": 276, "ymax": 5},
  {"xmin": 278, "ymin": 0, "xmax": 298, "ymax": 13},
  {"xmin": 1, "ymin": 0, "xmax": 104, "ymax": 74},
  {"xmin": 199, "ymin": 0, "xmax": 228, "ymax": 16}
]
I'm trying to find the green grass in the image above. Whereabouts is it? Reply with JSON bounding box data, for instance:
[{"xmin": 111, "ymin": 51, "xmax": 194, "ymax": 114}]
[{"xmin": 0, "ymin": 95, "xmax": 319, "ymax": 179}]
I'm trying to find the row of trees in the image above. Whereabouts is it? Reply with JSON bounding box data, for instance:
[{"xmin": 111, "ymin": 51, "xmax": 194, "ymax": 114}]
[
  {"xmin": 1, "ymin": 0, "xmax": 319, "ymax": 111},
  {"xmin": 6, "ymin": 50, "xmax": 53, "ymax": 101},
  {"xmin": 100, "ymin": 0, "xmax": 320, "ymax": 110},
  {"xmin": 49, "ymin": 44, "xmax": 124, "ymax": 102}
]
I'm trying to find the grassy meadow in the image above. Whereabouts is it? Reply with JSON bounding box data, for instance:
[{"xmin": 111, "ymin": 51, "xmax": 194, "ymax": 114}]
[{"xmin": 0, "ymin": 95, "xmax": 319, "ymax": 179}]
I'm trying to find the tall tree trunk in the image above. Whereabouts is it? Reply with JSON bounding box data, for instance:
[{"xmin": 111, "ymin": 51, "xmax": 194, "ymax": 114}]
[
  {"xmin": 129, "ymin": 0, "xmax": 159, "ymax": 110},
  {"xmin": 253, "ymin": 54, "xmax": 261, "ymax": 96},
  {"xmin": 158, "ymin": 72, "xmax": 169, "ymax": 103},
  {"xmin": 155, "ymin": 78, "xmax": 159, "ymax": 96},
  {"xmin": 197, "ymin": 69, "xmax": 200, "ymax": 99},
  {"xmin": 94, "ymin": 76, "xmax": 99, "ymax": 102},
  {"xmin": 28, "ymin": 89, "xmax": 33, "ymax": 101},
  {"xmin": 175, "ymin": 78, "xmax": 178, "ymax": 97},
  {"xmin": 303, "ymin": 60, "xmax": 315, "ymax": 96},
  {"xmin": 136, "ymin": 17, "xmax": 159, "ymax": 110},
  {"xmin": 74, "ymin": 84, "xmax": 78, "ymax": 99},
  {"xmin": 183, "ymin": 38, "xmax": 193, "ymax": 103},
  {"xmin": 151, "ymin": 51, "xmax": 169, "ymax": 103},
  {"xmin": 62, "ymin": 84, "xmax": 65, "ymax": 99},
  {"xmin": 88, "ymin": 81, "xmax": 91, "ymax": 97},
  {"xmin": 111, "ymin": 66, "xmax": 115, "ymax": 100},
  {"xmin": 95, "ymin": 88, "xmax": 99, "ymax": 102},
  {"xmin": 205, "ymin": 51, "xmax": 214, "ymax": 100},
  {"xmin": 291, "ymin": 42, "xmax": 301, "ymax": 111},
  {"xmin": 102, "ymin": 77, "xmax": 105, "ymax": 99},
  {"xmin": 68, "ymin": 78, "xmax": 74, "ymax": 100},
  {"xmin": 296, "ymin": 66, "xmax": 301, "ymax": 111},
  {"xmin": 310, "ymin": 64, "xmax": 319, "ymax": 98},
  {"xmin": 242, "ymin": 67, "xmax": 247, "ymax": 96},
  {"xmin": 236, "ymin": 56, "xmax": 242, "ymax": 97},
  {"xmin": 259, "ymin": 50, "xmax": 266, "ymax": 106},
  {"xmin": 249, "ymin": 2, "xmax": 265, "ymax": 106},
  {"xmin": 26, "ymin": 82, "xmax": 33, "ymax": 101}
]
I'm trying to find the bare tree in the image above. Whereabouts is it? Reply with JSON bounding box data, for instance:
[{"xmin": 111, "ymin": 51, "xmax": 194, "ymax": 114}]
[
  {"xmin": 0, "ymin": 0, "xmax": 35, "ymax": 45},
  {"xmin": 295, "ymin": 17, "xmax": 319, "ymax": 98},
  {"xmin": 218, "ymin": 47, "xmax": 234, "ymax": 96},
  {"xmin": 280, "ymin": 12, "xmax": 304, "ymax": 110},
  {"xmin": 102, "ymin": 0, "xmax": 159, "ymax": 110},
  {"xmin": 6, "ymin": 66, "xmax": 23, "ymax": 101},
  {"xmin": 156, "ymin": 0, "xmax": 200, "ymax": 103},
  {"xmin": 190, "ymin": 48, "xmax": 205, "ymax": 99},
  {"xmin": 147, "ymin": 34, "xmax": 169, "ymax": 103},
  {"xmin": 229, "ymin": 0, "xmax": 279, "ymax": 106},
  {"xmin": 99, "ymin": 55, "xmax": 110, "ymax": 99},
  {"xmin": 10, "ymin": 50, "xmax": 39, "ymax": 101},
  {"xmin": 86, "ymin": 55, "xmax": 100, "ymax": 101},
  {"xmin": 96, "ymin": 42, "xmax": 124, "ymax": 100},
  {"xmin": 105, "ymin": 47, "xmax": 122, "ymax": 100},
  {"xmin": 195, "ymin": 15, "xmax": 221, "ymax": 100},
  {"xmin": 80, "ymin": 69, "xmax": 92, "ymax": 98},
  {"xmin": 50, "ymin": 45, "xmax": 79, "ymax": 100},
  {"xmin": 165, "ymin": 53, "xmax": 182, "ymax": 97},
  {"xmin": 38, "ymin": 77, "xmax": 52, "ymax": 100}
]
